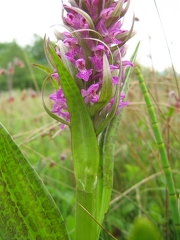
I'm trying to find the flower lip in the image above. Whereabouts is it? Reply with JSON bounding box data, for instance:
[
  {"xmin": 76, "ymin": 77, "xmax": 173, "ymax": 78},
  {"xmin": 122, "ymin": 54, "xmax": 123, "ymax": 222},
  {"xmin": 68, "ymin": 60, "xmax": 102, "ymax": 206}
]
[
  {"xmin": 93, "ymin": 45, "xmax": 105, "ymax": 59},
  {"xmin": 81, "ymin": 83, "xmax": 100, "ymax": 104},
  {"xmin": 63, "ymin": 38, "xmax": 78, "ymax": 48},
  {"xmin": 76, "ymin": 58, "xmax": 86, "ymax": 71},
  {"xmin": 75, "ymin": 58, "xmax": 93, "ymax": 81},
  {"xmin": 100, "ymin": 7, "xmax": 115, "ymax": 20}
]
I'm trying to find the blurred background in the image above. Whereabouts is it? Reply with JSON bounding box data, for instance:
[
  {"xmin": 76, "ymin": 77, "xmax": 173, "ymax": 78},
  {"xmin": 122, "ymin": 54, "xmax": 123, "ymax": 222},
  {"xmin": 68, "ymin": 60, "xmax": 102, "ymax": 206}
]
[
  {"xmin": 1, "ymin": 0, "xmax": 180, "ymax": 91},
  {"xmin": 1, "ymin": 0, "xmax": 180, "ymax": 73}
]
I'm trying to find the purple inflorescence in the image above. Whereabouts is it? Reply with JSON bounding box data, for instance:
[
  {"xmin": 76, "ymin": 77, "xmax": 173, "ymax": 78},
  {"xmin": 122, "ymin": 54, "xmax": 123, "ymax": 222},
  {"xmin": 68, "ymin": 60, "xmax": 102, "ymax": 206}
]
[{"xmin": 49, "ymin": 0, "xmax": 134, "ymax": 128}]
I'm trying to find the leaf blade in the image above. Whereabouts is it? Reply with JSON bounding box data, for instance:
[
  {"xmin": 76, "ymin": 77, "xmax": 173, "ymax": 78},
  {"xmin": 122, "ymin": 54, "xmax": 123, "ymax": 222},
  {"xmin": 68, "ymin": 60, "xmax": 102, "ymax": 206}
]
[
  {"xmin": 47, "ymin": 45, "xmax": 99, "ymax": 193},
  {"xmin": 0, "ymin": 123, "xmax": 70, "ymax": 240}
]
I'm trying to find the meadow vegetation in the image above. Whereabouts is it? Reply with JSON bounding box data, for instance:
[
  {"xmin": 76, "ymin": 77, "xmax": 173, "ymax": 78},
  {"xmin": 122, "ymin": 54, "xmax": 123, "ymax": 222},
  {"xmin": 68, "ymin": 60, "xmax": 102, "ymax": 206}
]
[{"xmin": 0, "ymin": 38, "xmax": 180, "ymax": 239}]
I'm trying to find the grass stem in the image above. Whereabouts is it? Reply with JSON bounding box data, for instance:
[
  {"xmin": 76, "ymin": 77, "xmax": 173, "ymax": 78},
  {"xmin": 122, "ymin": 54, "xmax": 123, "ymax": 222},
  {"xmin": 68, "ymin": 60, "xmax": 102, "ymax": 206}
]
[{"xmin": 135, "ymin": 67, "xmax": 180, "ymax": 239}]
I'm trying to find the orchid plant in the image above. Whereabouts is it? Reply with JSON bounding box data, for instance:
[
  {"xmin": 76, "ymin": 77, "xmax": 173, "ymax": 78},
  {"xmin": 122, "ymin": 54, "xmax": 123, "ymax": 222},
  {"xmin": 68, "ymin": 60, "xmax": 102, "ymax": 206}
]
[
  {"xmin": 0, "ymin": 0, "xmax": 141, "ymax": 239},
  {"xmin": 0, "ymin": 0, "xmax": 179, "ymax": 239},
  {"xmin": 42, "ymin": 1, "xmax": 135, "ymax": 239},
  {"xmin": 0, "ymin": 0, "xmax": 167, "ymax": 239}
]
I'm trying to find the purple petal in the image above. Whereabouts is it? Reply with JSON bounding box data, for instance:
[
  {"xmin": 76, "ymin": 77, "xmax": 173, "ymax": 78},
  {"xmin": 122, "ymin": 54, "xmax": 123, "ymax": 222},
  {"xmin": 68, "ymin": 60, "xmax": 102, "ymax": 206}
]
[
  {"xmin": 63, "ymin": 38, "xmax": 78, "ymax": 48},
  {"xmin": 65, "ymin": 54, "xmax": 76, "ymax": 65},
  {"xmin": 51, "ymin": 73, "xmax": 59, "ymax": 80},
  {"xmin": 112, "ymin": 76, "xmax": 119, "ymax": 84},
  {"xmin": 122, "ymin": 60, "xmax": 133, "ymax": 67},
  {"xmin": 96, "ymin": 20, "xmax": 108, "ymax": 37},
  {"xmin": 93, "ymin": 45, "xmax": 105, "ymax": 58},
  {"xmin": 76, "ymin": 58, "xmax": 86, "ymax": 71},
  {"xmin": 81, "ymin": 83, "xmax": 100, "ymax": 104},
  {"xmin": 76, "ymin": 69, "xmax": 92, "ymax": 81},
  {"xmin": 89, "ymin": 56, "xmax": 103, "ymax": 72},
  {"xmin": 100, "ymin": 7, "xmax": 114, "ymax": 19}
]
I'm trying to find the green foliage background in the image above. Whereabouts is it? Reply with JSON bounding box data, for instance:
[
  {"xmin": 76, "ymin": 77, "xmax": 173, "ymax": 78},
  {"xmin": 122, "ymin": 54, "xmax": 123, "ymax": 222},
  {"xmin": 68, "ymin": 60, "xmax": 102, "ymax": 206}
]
[{"xmin": 0, "ymin": 34, "xmax": 47, "ymax": 90}]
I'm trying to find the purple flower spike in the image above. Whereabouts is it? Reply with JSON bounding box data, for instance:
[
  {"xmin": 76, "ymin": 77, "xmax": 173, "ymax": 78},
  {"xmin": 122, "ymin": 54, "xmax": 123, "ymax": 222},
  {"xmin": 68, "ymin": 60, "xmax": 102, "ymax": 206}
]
[
  {"xmin": 76, "ymin": 58, "xmax": 93, "ymax": 81},
  {"xmin": 48, "ymin": 0, "xmax": 134, "ymax": 129}
]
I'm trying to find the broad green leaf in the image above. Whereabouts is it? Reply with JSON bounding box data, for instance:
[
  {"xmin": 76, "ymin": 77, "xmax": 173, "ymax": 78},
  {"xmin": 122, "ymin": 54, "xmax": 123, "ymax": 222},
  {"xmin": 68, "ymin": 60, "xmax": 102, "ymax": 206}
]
[
  {"xmin": 0, "ymin": 123, "xmax": 70, "ymax": 240},
  {"xmin": 47, "ymin": 44, "xmax": 99, "ymax": 193}
]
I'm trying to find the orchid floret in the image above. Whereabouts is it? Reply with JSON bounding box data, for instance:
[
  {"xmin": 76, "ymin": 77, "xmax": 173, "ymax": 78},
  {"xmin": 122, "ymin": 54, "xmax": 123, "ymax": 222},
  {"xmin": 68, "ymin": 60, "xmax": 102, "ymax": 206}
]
[{"xmin": 81, "ymin": 83, "xmax": 100, "ymax": 104}]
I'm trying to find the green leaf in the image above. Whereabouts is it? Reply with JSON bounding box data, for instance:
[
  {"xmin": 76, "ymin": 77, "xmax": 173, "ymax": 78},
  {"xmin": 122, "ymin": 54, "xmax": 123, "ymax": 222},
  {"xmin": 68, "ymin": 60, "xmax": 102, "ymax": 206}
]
[
  {"xmin": 47, "ymin": 44, "xmax": 99, "ymax": 193},
  {"xmin": 0, "ymin": 123, "xmax": 70, "ymax": 240},
  {"xmin": 123, "ymin": 41, "xmax": 140, "ymax": 95},
  {"xmin": 32, "ymin": 63, "xmax": 53, "ymax": 74},
  {"xmin": 43, "ymin": 35, "xmax": 56, "ymax": 69},
  {"xmin": 120, "ymin": 0, "xmax": 131, "ymax": 18}
]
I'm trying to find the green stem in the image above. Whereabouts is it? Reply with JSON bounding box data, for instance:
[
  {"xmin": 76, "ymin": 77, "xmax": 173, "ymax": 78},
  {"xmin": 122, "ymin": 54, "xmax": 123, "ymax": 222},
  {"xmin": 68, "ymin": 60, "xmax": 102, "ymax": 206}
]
[
  {"xmin": 95, "ymin": 115, "xmax": 121, "ymax": 238},
  {"xmin": 75, "ymin": 189, "xmax": 99, "ymax": 240},
  {"xmin": 135, "ymin": 67, "xmax": 180, "ymax": 239}
]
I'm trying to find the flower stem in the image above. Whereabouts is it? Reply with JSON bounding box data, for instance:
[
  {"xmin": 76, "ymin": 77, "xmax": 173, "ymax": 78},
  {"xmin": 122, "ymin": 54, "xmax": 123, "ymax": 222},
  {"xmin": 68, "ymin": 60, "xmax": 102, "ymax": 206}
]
[
  {"xmin": 135, "ymin": 67, "xmax": 180, "ymax": 239},
  {"xmin": 75, "ymin": 189, "xmax": 99, "ymax": 240}
]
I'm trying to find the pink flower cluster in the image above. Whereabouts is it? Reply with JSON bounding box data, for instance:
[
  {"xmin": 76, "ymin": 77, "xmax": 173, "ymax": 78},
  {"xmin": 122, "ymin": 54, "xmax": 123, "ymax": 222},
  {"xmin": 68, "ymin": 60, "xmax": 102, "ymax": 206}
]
[{"xmin": 49, "ymin": 0, "xmax": 134, "ymax": 127}]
